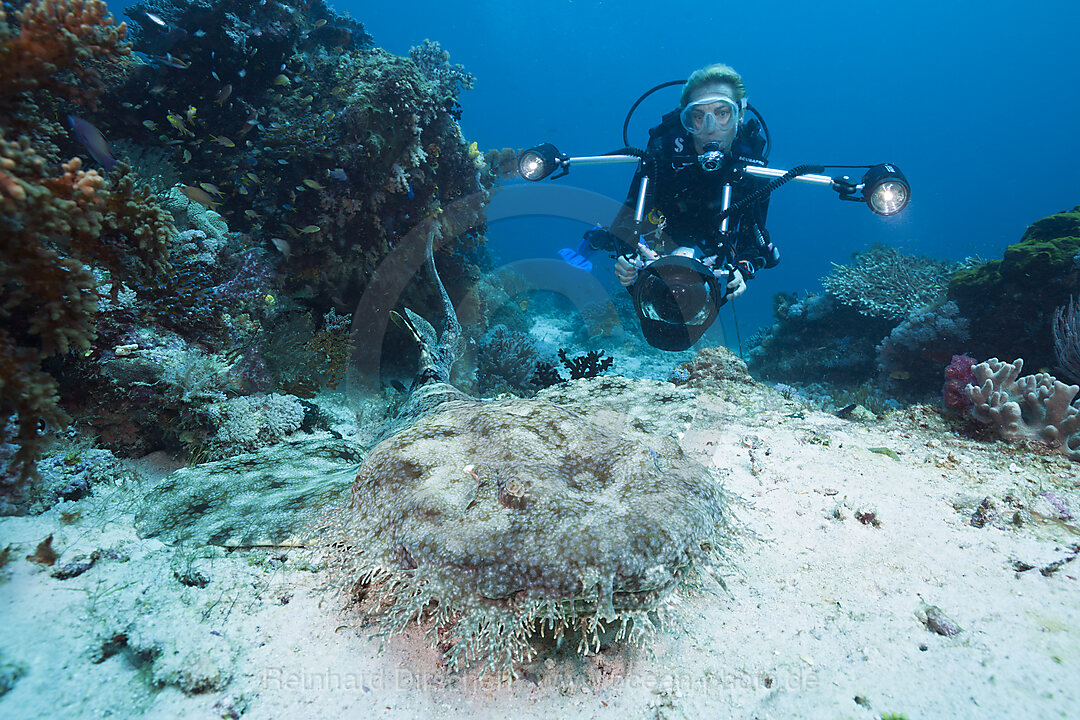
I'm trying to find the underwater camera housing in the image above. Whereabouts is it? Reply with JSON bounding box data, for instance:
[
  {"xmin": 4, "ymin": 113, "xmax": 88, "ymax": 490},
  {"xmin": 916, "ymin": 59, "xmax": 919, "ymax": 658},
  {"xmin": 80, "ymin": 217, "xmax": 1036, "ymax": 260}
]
[{"xmin": 632, "ymin": 253, "xmax": 727, "ymax": 351}]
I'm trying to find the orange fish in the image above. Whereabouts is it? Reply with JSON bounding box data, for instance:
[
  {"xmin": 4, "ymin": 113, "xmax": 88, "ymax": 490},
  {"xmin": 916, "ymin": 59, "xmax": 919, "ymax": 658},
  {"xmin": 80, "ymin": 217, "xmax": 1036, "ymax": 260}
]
[{"xmin": 180, "ymin": 185, "xmax": 219, "ymax": 209}]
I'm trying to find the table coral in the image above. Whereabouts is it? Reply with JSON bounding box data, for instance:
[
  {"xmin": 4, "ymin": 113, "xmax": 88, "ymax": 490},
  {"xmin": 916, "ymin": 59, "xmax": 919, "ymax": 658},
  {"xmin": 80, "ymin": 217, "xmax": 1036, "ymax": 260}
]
[
  {"xmin": 317, "ymin": 387, "xmax": 735, "ymax": 678},
  {"xmin": 965, "ymin": 357, "xmax": 1080, "ymax": 460}
]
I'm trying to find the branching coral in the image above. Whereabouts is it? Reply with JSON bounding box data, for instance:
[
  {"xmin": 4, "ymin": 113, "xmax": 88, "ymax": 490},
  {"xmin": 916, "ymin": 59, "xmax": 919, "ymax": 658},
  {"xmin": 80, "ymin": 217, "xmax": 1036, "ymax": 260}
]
[
  {"xmin": 408, "ymin": 39, "xmax": 475, "ymax": 101},
  {"xmin": 822, "ymin": 245, "xmax": 960, "ymax": 321},
  {"xmin": 476, "ymin": 324, "xmax": 545, "ymax": 394},
  {"xmin": 0, "ymin": 0, "xmax": 128, "ymax": 102},
  {"xmin": 2, "ymin": 140, "xmax": 103, "ymax": 480},
  {"xmin": 965, "ymin": 357, "xmax": 1080, "ymax": 460},
  {"xmin": 1, "ymin": 143, "xmax": 172, "ymax": 484},
  {"xmin": 0, "ymin": 0, "xmax": 129, "ymax": 151}
]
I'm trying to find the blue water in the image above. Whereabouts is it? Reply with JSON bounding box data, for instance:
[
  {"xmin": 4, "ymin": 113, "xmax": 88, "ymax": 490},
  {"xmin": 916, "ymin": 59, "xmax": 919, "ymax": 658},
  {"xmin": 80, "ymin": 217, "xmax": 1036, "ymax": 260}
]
[{"xmin": 356, "ymin": 0, "xmax": 1080, "ymax": 341}]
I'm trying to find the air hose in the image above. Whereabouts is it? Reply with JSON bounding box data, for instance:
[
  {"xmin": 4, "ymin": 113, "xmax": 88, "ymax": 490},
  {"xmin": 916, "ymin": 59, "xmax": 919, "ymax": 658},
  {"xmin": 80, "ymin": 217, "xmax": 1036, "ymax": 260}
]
[{"xmin": 714, "ymin": 164, "xmax": 824, "ymax": 224}]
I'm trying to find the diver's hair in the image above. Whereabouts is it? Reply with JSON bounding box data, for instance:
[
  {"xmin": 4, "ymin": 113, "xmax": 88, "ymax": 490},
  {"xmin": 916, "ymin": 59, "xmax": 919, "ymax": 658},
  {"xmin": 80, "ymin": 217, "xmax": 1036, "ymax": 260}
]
[{"xmin": 680, "ymin": 64, "xmax": 746, "ymax": 107}]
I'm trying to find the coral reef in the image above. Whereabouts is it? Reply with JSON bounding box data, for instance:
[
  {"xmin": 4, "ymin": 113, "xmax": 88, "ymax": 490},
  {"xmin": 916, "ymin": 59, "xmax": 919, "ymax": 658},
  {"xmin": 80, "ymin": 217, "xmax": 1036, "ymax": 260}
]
[
  {"xmin": 672, "ymin": 345, "xmax": 753, "ymax": 391},
  {"xmin": 876, "ymin": 300, "xmax": 971, "ymax": 387},
  {"xmin": 476, "ymin": 324, "xmax": 549, "ymax": 395},
  {"xmin": 0, "ymin": 0, "xmax": 180, "ymax": 484},
  {"xmin": 965, "ymin": 357, "xmax": 1080, "ymax": 460},
  {"xmin": 750, "ymin": 247, "xmax": 975, "ymax": 403},
  {"xmin": 203, "ymin": 393, "xmax": 307, "ymax": 459},
  {"xmin": 113, "ymin": 0, "xmax": 491, "ymax": 309},
  {"xmin": 409, "ymin": 39, "xmax": 475, "ymax": 100},
  {"xmin": 1, "ymin": 146, "xmax": 172, "ymax": 482},
  {"xmin": 747, "ymin": 293, "xmax": 895, "ymax": 385},
  {"xmin": 0, "ymin": 0, "xmax": 130, "ymax": 145},
  {"xmin": 821, "ymin": 244, "xmax": 960, "ymax": 321},
  {"xmin": 949, "ymin": 205, "xmax": 1080, "ymax": 370},
  {"xmin": 317, "ymin": 378, "xmax": 734, "ymax": 678},
  {"xmin": 1, "ymin": 0, "xmax": 503, "ymax": 486}
]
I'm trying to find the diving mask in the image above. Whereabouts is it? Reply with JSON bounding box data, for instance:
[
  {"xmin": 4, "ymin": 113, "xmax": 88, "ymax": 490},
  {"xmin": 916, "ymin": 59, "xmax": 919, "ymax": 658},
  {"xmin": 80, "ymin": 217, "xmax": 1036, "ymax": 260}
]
[{"xmin": 679, "ymin": 96, "xmax": 742, "ymax": 136}]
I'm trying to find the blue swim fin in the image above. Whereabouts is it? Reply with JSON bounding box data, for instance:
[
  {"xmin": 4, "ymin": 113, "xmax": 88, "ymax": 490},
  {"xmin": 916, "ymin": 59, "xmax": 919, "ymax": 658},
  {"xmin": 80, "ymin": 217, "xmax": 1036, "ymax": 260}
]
[{"xmin": 557, "ymin": 247, "xmax": 593, "ymax": 272}]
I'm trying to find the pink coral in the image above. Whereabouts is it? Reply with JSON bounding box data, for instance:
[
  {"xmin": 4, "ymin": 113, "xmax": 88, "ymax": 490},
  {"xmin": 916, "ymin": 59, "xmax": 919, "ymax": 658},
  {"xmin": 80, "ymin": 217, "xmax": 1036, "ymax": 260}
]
[{"xmin": 943, "ymin": 354, "xmax": 977, "ymax": 412}]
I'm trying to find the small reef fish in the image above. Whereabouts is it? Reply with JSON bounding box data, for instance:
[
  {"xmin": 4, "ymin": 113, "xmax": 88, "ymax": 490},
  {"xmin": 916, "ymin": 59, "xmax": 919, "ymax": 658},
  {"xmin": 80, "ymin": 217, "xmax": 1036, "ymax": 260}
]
[
  {"xmin": 328, "ymin": 168, "xmax": 349, "ymax": 182},
  {"xmin": 299, "ymin": 225, "xmax": 321, "ymax": 234},
  {"xmin": 302, "ymin": 178, "xmax": 325, "ymax": 190},
  {"xmin": 269, "ymin": 237, "xmax": 290, "ymax": 257},
  {"xmin": 67, "ymin": 115, "xmax": 117, "ymax": 170},
  {"xmin": 199, "ymin": 182, "xmax": 225, "ymax": 197},
  {"xmin": 214, "ymin": 84, "xmax": 232, "ymax": 105},
  {"xmin": 212, "ymin": 135, "xmax": 236, "ymax": 148},
  {"xmin": 144, "ymin": 11, "xmax": 166, "ymax": 26},
  {"xmin": 158, "ymin": 52, "xmax": 189, "ymax": 69},
  {"xmin": 313, "ymin": 19, "xmax": 327, "ymax": 28},
  {"xmin": 244, "ymin": 209, "xmax": 261, "ymax": 220},
  {"xmin": 273, "ymin": 74, "xmax": 291, "ymax": 87},
  {"xmin": 245, "ymin": 172, "xmax": 261, "ymax": 183},
  {"xmin": 142, "ymin": 120, "xmax": 158, "ymax": 130},
  {"xmin": 180, "ymin": 185, "xmax": 219, "ymax": 209},
  {"xmin": 181, "ymin": 149, "xmax": 192, "ymax": 163},
  {"xmin": 185, "ymin": 105, "xmax": 197, "ymax": 123},
  {"xmin": 166, "ymin": 112, "xmax": 192, "ymax": 136}
]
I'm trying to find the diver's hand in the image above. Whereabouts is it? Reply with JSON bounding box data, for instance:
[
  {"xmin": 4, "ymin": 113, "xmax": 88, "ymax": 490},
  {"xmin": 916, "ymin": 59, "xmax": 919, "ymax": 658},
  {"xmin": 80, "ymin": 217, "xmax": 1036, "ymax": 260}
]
[
  {"xmin": 615, "ymin": 256, "xmax": 639, "ymax": 287},
  {"xmin": 726, "ymin": 268, "xmax": 747, "ymax": 298}
]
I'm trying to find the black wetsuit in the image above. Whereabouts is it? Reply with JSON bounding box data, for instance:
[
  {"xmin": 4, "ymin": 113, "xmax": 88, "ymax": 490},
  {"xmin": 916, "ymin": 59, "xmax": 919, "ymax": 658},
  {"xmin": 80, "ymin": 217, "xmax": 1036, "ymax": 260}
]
[{"xmin": 611, "ymin": 110, "xmax": 780, "ymax": 279}]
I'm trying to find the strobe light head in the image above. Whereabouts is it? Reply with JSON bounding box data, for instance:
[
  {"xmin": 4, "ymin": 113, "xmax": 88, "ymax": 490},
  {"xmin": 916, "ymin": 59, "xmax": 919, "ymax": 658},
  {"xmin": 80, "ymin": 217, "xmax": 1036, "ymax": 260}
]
[
  {"xmin": 862, "ymin": 163, "xmax": 910, "ymax": 216},
  {"xmin": 518, "ymin": 143, "xmax": 565, "ymax": 181}
]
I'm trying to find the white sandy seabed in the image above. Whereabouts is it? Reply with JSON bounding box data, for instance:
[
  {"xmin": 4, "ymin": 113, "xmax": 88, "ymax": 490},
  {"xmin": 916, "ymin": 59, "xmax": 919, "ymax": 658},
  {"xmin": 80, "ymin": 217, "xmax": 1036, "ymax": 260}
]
[{"xmin": 0, "ymin": 377, "xmax": 1078, "ymax": 720}]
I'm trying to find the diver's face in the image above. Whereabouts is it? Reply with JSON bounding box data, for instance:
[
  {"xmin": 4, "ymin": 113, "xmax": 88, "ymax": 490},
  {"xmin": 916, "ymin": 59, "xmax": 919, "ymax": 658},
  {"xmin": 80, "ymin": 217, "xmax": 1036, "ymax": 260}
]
[{"xmin": 688, "ymin": 82, "xmax": 739, "ymax": 153}]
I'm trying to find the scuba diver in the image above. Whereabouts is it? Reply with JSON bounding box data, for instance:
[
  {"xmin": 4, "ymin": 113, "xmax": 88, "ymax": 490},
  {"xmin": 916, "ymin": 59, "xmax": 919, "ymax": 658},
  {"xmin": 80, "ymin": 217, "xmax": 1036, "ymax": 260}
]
[
  {"xmin": 585, "ymin": 63, "xmax": 779, "ymax": 350},
  {"xmin": 518, "ymin": 63, "xmax": 909, "ymax": 351}
]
